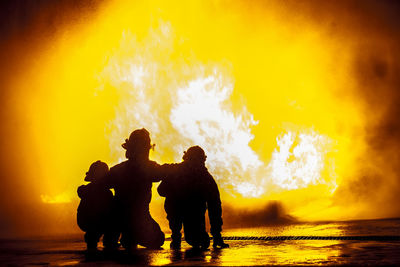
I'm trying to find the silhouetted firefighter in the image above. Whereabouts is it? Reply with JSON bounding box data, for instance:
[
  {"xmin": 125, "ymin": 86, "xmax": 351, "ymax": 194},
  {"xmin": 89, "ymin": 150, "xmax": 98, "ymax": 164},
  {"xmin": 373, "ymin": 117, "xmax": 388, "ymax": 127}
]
[
  {"xmin": 77, "ymin": 160, "xmax": 115, "ymax": 250},
  {"xmin": 158, "ymin": 146, "xmax": 229, "ymax": 249},
  {"xmin": 104, "ymin": 128, "xmax": 165, "ymax": 249}
]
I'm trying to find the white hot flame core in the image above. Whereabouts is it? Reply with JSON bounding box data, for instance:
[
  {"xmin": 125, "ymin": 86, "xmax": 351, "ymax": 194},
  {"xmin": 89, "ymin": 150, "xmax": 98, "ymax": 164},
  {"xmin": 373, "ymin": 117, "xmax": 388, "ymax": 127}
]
[
  {"xmin": 99, "ymin": 22, "xmax": 335, "ymax": 198},
  {"xmin": 170, "ymin": 74, "xmax": 262, "ymax": 172},
  {"xmin": 269, "ymin": 131, "xmax": 331, "ymax": 190},
  {"xmin": 169, "ymin": 73, "xmax": 264, "ymax": 195}
]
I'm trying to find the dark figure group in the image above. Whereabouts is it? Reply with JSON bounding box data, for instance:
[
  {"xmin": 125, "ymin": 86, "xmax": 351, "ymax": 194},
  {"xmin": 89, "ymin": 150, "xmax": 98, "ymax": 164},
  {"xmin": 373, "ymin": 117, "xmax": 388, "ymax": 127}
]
[{"xmin": 77, "ymin": 128, "xmax": 228, "ymax": 251}]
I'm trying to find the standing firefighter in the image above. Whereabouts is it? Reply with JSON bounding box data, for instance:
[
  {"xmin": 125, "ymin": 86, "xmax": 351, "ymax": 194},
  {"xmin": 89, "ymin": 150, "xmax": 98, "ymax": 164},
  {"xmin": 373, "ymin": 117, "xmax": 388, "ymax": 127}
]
[
  {"xmin": 158, "ymin": 146, "xmax": 229, "ymax": 249},
  {"xmin": 77, "ymin": 160, "xmax": 114, "ymax": 250},
  {"xmin": 105, "ymin": 128, "xmax": 165, "ymax": 249}
]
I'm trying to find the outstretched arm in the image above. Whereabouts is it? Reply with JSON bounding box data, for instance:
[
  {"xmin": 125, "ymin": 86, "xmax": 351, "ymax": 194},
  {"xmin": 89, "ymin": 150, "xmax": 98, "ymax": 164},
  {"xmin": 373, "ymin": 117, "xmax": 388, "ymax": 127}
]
[
  {"xmin": 149, "ymin": 161, "xmax": 179, "ymax": 182},
  {"xmin": 207, "ymin": 177, "xmax": 223, "ymax": 235},
  {"xmin": 157, "ymin": 163, "xmax": 181, "ymax": 196}
]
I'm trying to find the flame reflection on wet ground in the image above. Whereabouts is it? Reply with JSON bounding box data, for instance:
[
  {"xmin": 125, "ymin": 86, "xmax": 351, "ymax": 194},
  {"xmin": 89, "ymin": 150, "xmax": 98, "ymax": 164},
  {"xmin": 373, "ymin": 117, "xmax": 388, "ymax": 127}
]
[{"xmin": 0, "ymin": 219, "xmax": 399, "ymax": 266}]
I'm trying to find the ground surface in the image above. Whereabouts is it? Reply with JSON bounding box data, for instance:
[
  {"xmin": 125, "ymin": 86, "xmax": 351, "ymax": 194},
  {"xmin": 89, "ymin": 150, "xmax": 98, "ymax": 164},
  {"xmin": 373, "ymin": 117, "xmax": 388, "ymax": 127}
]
[{"xmin": 0, "ymin": 219, "xmax": 399, "ymax": 266}]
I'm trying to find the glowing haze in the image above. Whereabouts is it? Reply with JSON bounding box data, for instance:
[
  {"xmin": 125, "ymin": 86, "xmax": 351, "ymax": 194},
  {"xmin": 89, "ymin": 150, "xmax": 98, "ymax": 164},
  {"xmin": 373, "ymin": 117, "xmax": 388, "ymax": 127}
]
[{"xmin": 2, "ymin": 0, "xmax": 400, "ymax": 236}]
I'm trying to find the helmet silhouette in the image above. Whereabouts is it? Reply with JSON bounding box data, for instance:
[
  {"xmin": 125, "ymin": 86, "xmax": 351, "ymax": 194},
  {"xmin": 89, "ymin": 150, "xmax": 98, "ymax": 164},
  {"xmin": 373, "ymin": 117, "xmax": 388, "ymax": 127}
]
[
  {"xmin": 85, "ymin": 160, "xmax": 109, "ymax": 181},
  {"xmin": 182, "ymin": 146, "xmax": 206, "ymax": 162},
  {"xmin": 122, "ymin": 128, "xmax": 151, "ymax": 150}
]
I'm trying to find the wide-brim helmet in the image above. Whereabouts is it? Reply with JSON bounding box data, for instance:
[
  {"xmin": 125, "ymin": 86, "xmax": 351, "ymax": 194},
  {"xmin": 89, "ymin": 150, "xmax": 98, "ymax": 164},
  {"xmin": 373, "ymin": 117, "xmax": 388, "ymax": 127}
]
[{"xmin": 122, "ymin": 128, "xmax": 152, "ymax": 151}]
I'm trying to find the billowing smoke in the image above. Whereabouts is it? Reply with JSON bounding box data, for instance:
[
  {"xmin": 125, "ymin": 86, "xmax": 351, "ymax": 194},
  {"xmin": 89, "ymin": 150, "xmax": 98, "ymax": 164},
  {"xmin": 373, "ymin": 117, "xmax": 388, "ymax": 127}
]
[
  {"xmin": 223, "ymin": 201, "xmax": 297, "ymax": 228},
  {"xmin": 288, "ymin": 0, "xmax": 400, "ymax": 219}
]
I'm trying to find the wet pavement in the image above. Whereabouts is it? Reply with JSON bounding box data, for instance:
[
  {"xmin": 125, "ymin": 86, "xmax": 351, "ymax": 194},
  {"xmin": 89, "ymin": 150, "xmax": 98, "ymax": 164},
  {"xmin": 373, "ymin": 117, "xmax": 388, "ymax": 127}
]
[{"xmin": 0, "ymin": 219, "xmax": 399, "ymax": 266}]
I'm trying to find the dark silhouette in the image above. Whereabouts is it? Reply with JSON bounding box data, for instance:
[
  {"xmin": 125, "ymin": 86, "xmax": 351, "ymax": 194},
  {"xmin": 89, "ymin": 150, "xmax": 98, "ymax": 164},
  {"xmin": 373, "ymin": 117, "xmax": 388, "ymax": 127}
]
[
  {"xmin": 77, "ymin": 160, "xmax": 115, "ymax": 250},
  {"xmin": 158, "ymin": 146, "xmax": 229, "ymax": 249},
  {"xmin": 103, "ymin": 128, "xmax": 165, "ymax": 249}
]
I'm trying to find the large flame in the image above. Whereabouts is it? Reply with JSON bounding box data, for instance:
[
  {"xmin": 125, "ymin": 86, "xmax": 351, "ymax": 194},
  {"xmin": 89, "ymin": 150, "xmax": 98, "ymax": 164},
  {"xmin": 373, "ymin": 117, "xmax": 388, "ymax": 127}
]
[
  {"xmin": 14, "ymin": 0, "xmax": 382, "ymax": 221},
  {"xmin": 99, "ymin": 20, "xmax": 338, "ymax": 201}
]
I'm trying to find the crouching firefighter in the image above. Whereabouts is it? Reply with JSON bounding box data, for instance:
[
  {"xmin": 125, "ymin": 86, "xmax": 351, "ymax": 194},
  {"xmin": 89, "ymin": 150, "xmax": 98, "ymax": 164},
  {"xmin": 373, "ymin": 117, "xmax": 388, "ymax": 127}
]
[
  {"xmin": 77, "ymin": 160, "xmax": 116, "ymax": 250},
  {"xmin": 158, "ymin": 146, "xmax": 229, "ymax": 249}
]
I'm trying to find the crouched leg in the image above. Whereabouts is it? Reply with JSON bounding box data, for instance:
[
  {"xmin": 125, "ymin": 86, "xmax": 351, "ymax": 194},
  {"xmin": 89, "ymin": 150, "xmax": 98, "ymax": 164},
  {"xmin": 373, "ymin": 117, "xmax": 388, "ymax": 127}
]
[
  {"xmin": 84, "ymin": 231, "xmax": 102, "ymax": 249},
  {"xmin": 183, "ymin": 216, "xmax": 210, "ymax": 249},
  {"xmin": 167, "ymin": 214, "xmax": 182, "ymax": 249},
  {"xmin": 135, "ymin": 215, "xmax": 165, "ymax": 249}
]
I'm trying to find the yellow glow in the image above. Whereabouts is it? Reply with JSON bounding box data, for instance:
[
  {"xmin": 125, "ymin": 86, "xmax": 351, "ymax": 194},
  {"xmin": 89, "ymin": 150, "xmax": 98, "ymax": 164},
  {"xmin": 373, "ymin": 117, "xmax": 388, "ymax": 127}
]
[
  {"xmin": 16, "ymin": 0, "xmax": 374, "ymax": 220},
  {"xmin": 41, "ymin": 193, "xmax": 71, "ymax": 204}
]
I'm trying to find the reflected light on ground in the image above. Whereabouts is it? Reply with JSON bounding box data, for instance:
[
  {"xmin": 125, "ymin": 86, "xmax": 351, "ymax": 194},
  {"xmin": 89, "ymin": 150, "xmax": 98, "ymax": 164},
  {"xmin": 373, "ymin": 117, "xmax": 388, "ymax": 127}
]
[{"xmin": 215, "ymin": 240, "xmax": 342, "ymax": 266}]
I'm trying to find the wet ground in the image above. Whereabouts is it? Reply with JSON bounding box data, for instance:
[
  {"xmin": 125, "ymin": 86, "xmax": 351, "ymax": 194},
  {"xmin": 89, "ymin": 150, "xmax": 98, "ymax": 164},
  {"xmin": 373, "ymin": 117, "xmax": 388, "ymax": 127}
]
[{"xmin": 0, "ymin": 219, "xmax": 399, "ymax": 266}]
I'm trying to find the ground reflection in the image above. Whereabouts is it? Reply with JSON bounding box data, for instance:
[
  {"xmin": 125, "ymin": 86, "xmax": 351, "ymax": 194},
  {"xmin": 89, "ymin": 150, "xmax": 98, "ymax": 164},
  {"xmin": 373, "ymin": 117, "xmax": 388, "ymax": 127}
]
[
  {"xmin": 224, "ymin": 222, "xmax": 345, "ymax": 237},
  {"xmin": 78, "ymin": 237, "xmax": 399, "ymax": 266},
  {"xmin": 1, "ymin": 219, "xmax": 399, "ymax": 266},
  {"xmin": 151, "ymin": 243, "xmax": 223, "ymax": 265},
  {"xmin": 144, "ymin": 239, "xmax": 344, "ymax": 266}
]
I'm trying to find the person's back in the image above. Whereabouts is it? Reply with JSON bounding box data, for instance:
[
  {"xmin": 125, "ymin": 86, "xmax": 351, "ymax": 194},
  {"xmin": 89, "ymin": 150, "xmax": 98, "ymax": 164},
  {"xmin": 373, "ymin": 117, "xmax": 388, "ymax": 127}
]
[
  {"xmin": 160, "ymin": 164, "xmax": 213, "ymax": 218},
  {"xmin": 77, "ymin": 183, "xmax": 113, "ymax": 230},
  {"xmin": 105, "ymin": 128, "xmax": 165, "ymax": 249},
  {"xmin": 158, "ymin": 146, "xmax": 228, "ymax": 249},
  {"xmin": 109, "ymin": 159, "xmax": 159, "ymax": 213},
  {"xmin": 77, "ymin": 161, "xmax": 113, "ymax": 250}
]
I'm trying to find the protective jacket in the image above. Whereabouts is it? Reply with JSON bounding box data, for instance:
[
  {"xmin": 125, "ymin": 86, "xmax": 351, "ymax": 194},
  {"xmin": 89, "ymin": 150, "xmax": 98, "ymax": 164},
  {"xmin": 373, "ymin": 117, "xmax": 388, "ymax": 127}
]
[
  {"xmin": 104, "ymin": 159, "xmax": 165, "ymax": 248},
  {"xmin": 77, "ymin": 182, "xmax": 113, "ymax": 232},
  {"xmin": 158, "ymin": 162, "xmax": 223, "ymax": 236}
]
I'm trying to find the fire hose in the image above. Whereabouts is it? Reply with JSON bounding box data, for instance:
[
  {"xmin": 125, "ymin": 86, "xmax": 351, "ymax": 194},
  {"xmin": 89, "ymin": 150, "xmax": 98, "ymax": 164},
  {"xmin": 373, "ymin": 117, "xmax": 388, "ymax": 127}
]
[
  {"xmin": 165, "ymin": 236, "xmax": 400, "ymax": 241},
  {"xmin": 219, "ymin": 236, "xmax": 400, "ymax": 241}
]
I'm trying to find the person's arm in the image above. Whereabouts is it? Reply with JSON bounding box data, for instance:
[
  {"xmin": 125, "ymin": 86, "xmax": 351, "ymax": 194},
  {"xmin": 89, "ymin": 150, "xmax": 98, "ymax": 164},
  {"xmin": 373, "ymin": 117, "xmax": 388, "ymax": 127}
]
[
  {"xmin": 94, "ymin": 168, "xmax": 114, "ymax": 189},
  {"xmin": 99, "ymin": 162, "xmax": 125, "ymax": 189},
  {"xmin": 157, "ymin": 163, "xmax": 180, "ymax": 196},
  {"xmin": 150, "ymin": 162, "xmax": 179, "ymax": 182},
  {"xmin": 206, "ymin": 172, "xmax": 229, "ymax": 248},
  {"xmin": 148, "ymin": 160, "xmax": 165, "ymax": 182},
  {"xmin": 207, "ymin": 176, "xmax": 223, "ymax": 235}
]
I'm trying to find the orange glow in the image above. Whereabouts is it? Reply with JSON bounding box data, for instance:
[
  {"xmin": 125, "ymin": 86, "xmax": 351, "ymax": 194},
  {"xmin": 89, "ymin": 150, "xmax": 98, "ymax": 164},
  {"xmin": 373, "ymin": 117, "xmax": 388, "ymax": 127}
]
[{"xmin": 7, "ymin": 0, "xmax": 396, "ymax": 228}]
